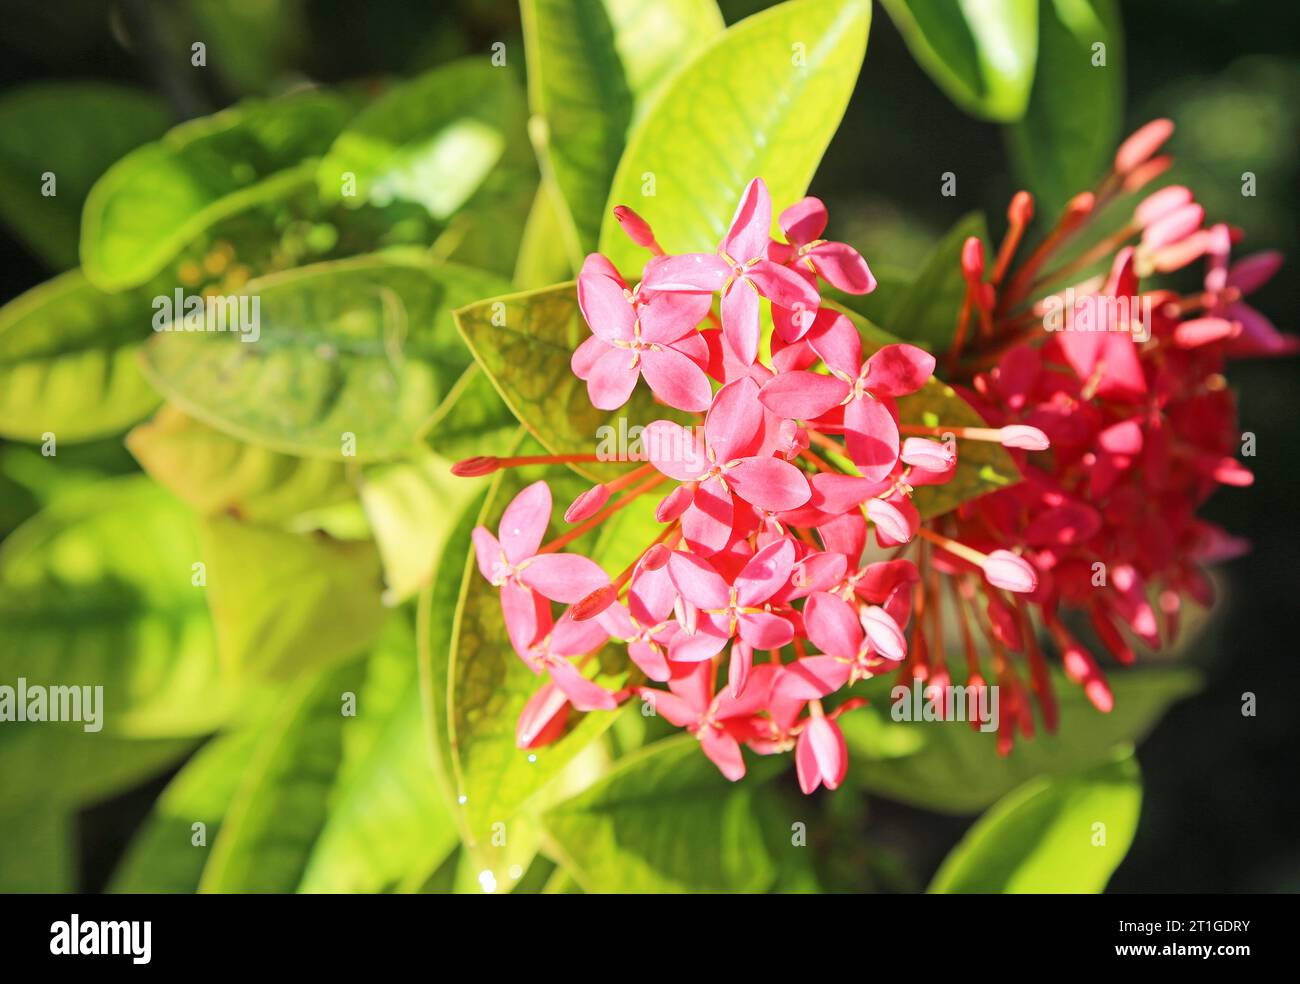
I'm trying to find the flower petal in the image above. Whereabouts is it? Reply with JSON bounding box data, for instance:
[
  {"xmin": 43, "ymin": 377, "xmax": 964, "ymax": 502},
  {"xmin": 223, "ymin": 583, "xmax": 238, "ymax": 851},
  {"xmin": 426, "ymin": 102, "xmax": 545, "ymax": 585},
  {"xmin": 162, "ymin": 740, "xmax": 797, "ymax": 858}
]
[
  {"xmin": 682, "ymin": 477, "xmax": 734, "ymax": 555},
  {"xmin": 865, "ymin": 344, "xmax": 935, "ymax": 396},
  {"xmin": 779, "ymin": 196, "xmax": 828, "ymax": 246},
  {"xmin": 722, "ymin": 176, "xmax": 772, "ymax": 263},
  {"xmin": 642, "ymin": 420, "xmax": 707, "ymax": 481},
  {"xmin": 727, "ymin": 456, "xmax": 811, "ymax": 512},
  {"xmin": 499, "ymin": 480, "xmax": 551, "ymax": 564},
  {"xmin": 747, "ymin": 259, "xmax": 820, "ymax": 310},
  {"xmin": 586, "ymin": 345, "xmax": 640, "ymax": 411},
  {"xmin": 705, "ymin": 377, "xmax": 764, "ymax": 462},
  {"xmin": 843, "ymin": 396, "xmax": 900, "ymax": 481},
  {"xmin": 667, "ymin": 549, "xmax": 731, "ymax": 610},
  {"xmin": 758, "ymin": 370, "xmax": 850, "ymax": 420},
  {"xmin": 577, "ymin": 254, "xmax": 635, "ymax": 342},
  {"xmin": 639, "ymin": 346, "xmax": 713, "ymax": 412},
  {"xmin": 809, "ymin": 241, "xmax": 876, "ymax": 294},
  {"xmin": 738, "ymin": 611, "xmax": 794, "ymax": 649},
  {"xmin": 547, "ymin": 657, "xmax": 617, "ymax": 712},
  {"xmin": 803, "ymin": 591, "xmax": 863, "ymax": 659},
  {"xmin": 641, "ymin": 252, "xmax": 729, "ymax": 292},
  {"xmin": 520, "ymin": 553, "xmax": 609, "ymax": 603},
  {"xmin": 720, "ymin": 279, "xmax": 762, "ymax": 366}
]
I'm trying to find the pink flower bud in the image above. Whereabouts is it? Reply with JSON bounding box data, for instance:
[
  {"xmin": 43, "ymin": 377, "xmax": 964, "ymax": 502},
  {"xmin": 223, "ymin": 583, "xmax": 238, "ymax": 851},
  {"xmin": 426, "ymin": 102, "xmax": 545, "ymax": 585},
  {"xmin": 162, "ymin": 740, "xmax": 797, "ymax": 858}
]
[
  {"xmin": 1134, "ymin": 185, "xmax": 1192, "ymax": 227},
  {"xmin": 982, "ymin": 549, "xmax": 1038, "ymax": 593},
  {"xmin": 999, "ymin": 424, "xmax": 1050, "ymax": 450},
  {"xmin": 656, "ymin": 484, "xmax": 693, "ymax": 522},
  {"xmin": 961, "ymin": 236, "xmax": 984, "ymax": 281},
  {"xmin": 1008, "ymin": 190, "xmax": 1034, "ymax": 228},
  {"xmin": 564, "ymin": 484, "xmax": 610, "ymax": 523},
  {"xmin": 451, "ymin": 455, "xmax": 499, "ymax": 477},
  {"xmin": 613, "ymin": 205, "xmax": 658, "ymax": 249},
  {"xmin": 900, "ymin": 436, "xmax": 955, "ymax": 470},
  {"xmin": 1114, "ymin": 118, "xmax": 1174, "ymax": 175}
]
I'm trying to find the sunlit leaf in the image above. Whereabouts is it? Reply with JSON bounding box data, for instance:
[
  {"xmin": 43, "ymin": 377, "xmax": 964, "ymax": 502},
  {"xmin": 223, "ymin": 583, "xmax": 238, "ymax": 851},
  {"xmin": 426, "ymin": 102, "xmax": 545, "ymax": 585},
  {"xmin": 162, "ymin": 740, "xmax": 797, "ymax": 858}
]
[
  {"xmin": 598, "ymin": 0, "xmax": 871, "ymax": 276},
  {"xmin": 880, "ymin": 0, "xmax": 1038, "ymax": 121},
  {"xmin": 929, "ymin": 750, "xmax": 1141, "ymax": 892}
]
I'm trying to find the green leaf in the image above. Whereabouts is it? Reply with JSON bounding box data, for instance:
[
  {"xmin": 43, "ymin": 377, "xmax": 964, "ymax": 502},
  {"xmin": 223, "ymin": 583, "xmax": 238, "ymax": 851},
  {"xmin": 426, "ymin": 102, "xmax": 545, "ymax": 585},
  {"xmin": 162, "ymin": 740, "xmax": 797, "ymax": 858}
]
[
  {"xmin": 514, "ymin": 178, "xmax": 582, "ymax": 288},
  {"xmin": 822, "ymin": 264, "xmax": 914, "ymax": 326},
  {"xmin": 109, "ymin": 727, "xmax": 262, "ymax": 893},
  {"xmin": 422, "ymin": 364, "xmax": 528, "ymax": 463},
  {"xmin": 843, "ymin": 667, "xmax": 1197, "ymax": 813},
  {"xmin": 880, "ymin": 0, "xmax": 1038, "ymax": 122},
  {"xmin": 81, "ymin": 90, "xmax": 355, "ymax": 290},
  {"xmin": 140, "ymin": 253, "xmax": 510, "ymax": 461},
  {"xmin": 882, "ymin": 211, "xmax": 990, "ymax": 353},
  {"xmin": 521, "ymin": 0, "xmax": 724, "ymax": 255},
  {"xmin": 0, "ymin": 270, "xmax": 162, "ymax": 443},
  {"xmin": 435, "ymin": 454, "xmax": 630, "ymax": 866},
  {"xmin": 199, "ymin": 515, "xmax": 386, "ymax": 681},
  {"xmin": 0, "ymin": 728, "xmax": 193, "ymax": 814},
  {"xmin": 540, "ymin": 736, "xmax": 806, "ymax": 893},
  {"xmin": 830, "ymin": 303, "xmax": 1020, "ymax": 518},
  {"xmin": 127, "ymin": 406, "xmax": 355, "ymax": 525},
  {"xmin": 0, "ymin": 804, "xmax": 74, "ymax": 891},
  {"xmin": 0, "ymin": 83, "xmax": 169, "ymax": 269},
  {"xmin": 929, "ymin": 751, "xmax": 1141, "ymax": 892},
  {"xmin": 1008, "ymin": 0, "xmax": 1124, "ymax": 217},
  {"xmin": 0, "ymin": 477, "xmax": 227, "ymax": 738},
  {"xmin": 199, "ymin": 662, "xmax": 364, "ymax": 892},
  {"xmin": 318, "ymin": 59, "xmax": 526, "ymax": 220},
  {"xmin": 454, "ymin": 280, "xmax": 678, "ymax": 482},
  {"xmin": 358, "ymin": 450, "xmax": 488, "ymax": 604},
  {"xmin": 597, "ymin": 0, "xmax": 871, "ymax": 276}
]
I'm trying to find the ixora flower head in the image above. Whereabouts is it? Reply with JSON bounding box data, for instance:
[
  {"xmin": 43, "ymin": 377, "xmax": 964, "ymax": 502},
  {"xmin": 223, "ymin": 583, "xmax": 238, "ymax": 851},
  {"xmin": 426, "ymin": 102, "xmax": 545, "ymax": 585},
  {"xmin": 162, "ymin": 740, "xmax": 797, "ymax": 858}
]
[{"xmin": 454, "ymin": 139, "xmax": 1289, "ymax": 786}]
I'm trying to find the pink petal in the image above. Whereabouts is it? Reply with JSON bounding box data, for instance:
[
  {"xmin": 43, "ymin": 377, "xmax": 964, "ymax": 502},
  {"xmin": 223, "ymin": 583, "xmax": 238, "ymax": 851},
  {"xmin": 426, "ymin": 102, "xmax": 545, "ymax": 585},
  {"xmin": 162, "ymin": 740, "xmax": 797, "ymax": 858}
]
[
  {"xmin": 865, "ymin": 344, "xmax": 935, "ymax": 396},
  {"xmin": 865, "ymin": 496, "xmax": 914, "ymax": 544},
  {"xmin": 738, "ymin": 611, "xmax": 794, "ymax": 649},
  {"xmin": 776, "ymin": 656, "xmax": 851, "ymax": 700},
  {"xmin": 565, "ymin": 484, "xmax": 610, "ymax": 523},
  {"xmin": 809, "ymin": 241, "xmax": 876, "ymax": 294},
  {"xmin": 641, "ymin": 252, "xmax": 730, "ymax": 292},
  {"xmin": 520, "ymin": 553, "xmax": 609, "ymax": 603},
  {"xmin": 727, "ymin": 456, "xmax": 811, "ymax": 512},
  {"xmin": 705, "ymin": 377, "xmax": 764, "ymax": 462},
  {"xmin": 1226, "ymin": 250, "xmax": 1283, "ymax": 295},
  {"xmin": 639, "ymin": 346, "xmax": 713, "ymax": 412},
  {"xmin": 843, "ymin": 396, "xmax": 900, "ymax": 482},
  {"xmin": 499, "ymin": 480, "xmax": 552, "ymax": 564},
  {"xmin": 779, "ymin": 196, "xmax": 827, "ymax": 246},
  {"xmin": 699, "ymin": 727, "xmax": 746, "ymax": 781},
  {"xmin": 641, "ymin": 687, "xmax": 701, "ymax": 727},
  {"xmin": 682, "ymin": 477, "xmax": 735, "ymax": 555},
  {"xmin": 727, "ymin": 641, "xmax": 752, "ymax": 697},
  {"xmin": 547, "ymin": 657, "xmax": 616, "ymax": 711},
  {"xmin": 747, "ymin": 259, "xmax": 820, "ymax": 310},
  {"xmin": 722, "ymin": 177, "xmax": 772, "ymax": 263},
  {"xmin": 571, "ymin": 334, "xmax": 609, "ymax": 380},
  {"xmin": 795, "ymin": 728, "xmax": 822, "ymax": 794},
  {"xmin": 628, "ymin": 640, "xmax": 672, "ymax": 682},
  {"xmin": 807, "ymin": 473, "xmax": 888, "ymax": 514},
  {"xmin": 550, "ymin": 609, "xmax": 611, "ymax": 655},
  {"xmin": 501, "ymin": 580, "xmax": 548, "ymax": 657},
  {"xmin": 577, "ymin": 255, "xmax": 635, "ymax": 342},
  {"xmin": 669, "ymin": 622, "xmax": 731, "ymax": 662},
  {"xmin": 667, "ymin": 550, "xmax": 731, "ymax": 609},
  {"xmin": 758, "ymin": 371, "xmax": 850, "ymax": 419},
  {"xmin": 642, "ymin": 420, "xmax": 707, "ymax": 481},
  {"xmin": 803, "ymin": 591, "xmax": 863, "ymax": 658},
  {"xmin": 472, "ymin": 527, "xmax": 502, "ymax": 582},
  {"xmin": 637, "ymin": 289, "xmax": 712, "ymax": 343},
  {"xmin": 586, "ymin": 345, "xmax": 640, "ymax": 410},
  {"xmin": 807, "ymin": 312, "xmax": 862, "ymax": 376},
  {"xmin": 736, "ymin": 538, "xmax": 796, "ymax": 606},
  {"xmin": 516, "ymin": 683, "xmax": 570, "ymax": 748},
  {"xmin": 720, "ymin": 279, "xmax": 762, "ymax": 366}
]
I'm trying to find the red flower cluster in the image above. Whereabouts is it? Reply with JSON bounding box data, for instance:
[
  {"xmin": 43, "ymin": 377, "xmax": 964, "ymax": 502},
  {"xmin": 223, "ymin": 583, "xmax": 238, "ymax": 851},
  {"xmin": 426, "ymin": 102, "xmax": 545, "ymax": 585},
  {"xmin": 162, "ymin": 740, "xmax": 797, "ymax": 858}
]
[{"xmin": 454, "ymin": 122, "xmax": 1290, "ymax": 786}]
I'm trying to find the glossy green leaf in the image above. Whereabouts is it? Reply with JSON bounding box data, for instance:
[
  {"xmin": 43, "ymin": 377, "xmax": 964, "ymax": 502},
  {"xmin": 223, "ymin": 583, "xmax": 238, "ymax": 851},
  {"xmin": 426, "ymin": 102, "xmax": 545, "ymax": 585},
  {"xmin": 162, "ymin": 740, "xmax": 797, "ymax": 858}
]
[
  {"xmin": 514, "ymin": 178, "xmax": 581, "ymax": 288},
  {"xmin": 880, "ymin": 0, "xmax": 1038, "ymax": 121},
  {"xmin": 199, "ymin": 517, "xmax": 385, "ymax": 681},
  {"xmin": 81, "ymin": 90, "xmax": 355, "ymax": 290},
  {"xmin": 930, "ymin": 751, "xmax": 1141, "ymax": 892},
  {"xmin": 127, "ymin": 406, "xmax": 355, "ymax": 525},
  {"xmin": 318, "ymin": 59, "xmax": 527, "ymax": 220},
  {"xmin": 0, "ymin": 270, "xmax": 162, "ymax": 443},
  {"xmin": 199, "ymin": 663, "xmax": 363, "ymax": 892},
  {"xmin": 0, "ymin": 804, "xmax": 74, "ymax": 891},
  {"xmin": 822, "ymin": 264, "xmax": 914, "ymax": 326},
  {"xmin": 454, "ymin": 280, "xmax": 681, "ymax": 482},
  {"xmin": 598, "ymin": 0, "xmax": 871, "ymax": 275},
  {"xmin": 843, "ymin": 667, "xmax": 1197, "ymax": 813},
  {"xmin": 0, "ymin": 477, "xmax": 228, "ymax": 738},
  {"xmin": 422, "ymin": 364, "xmax": 527, "ymax": 463},
  {"xmin": 110, "ymin": 728, "xmax": 262, "ymax": 893},
  {"xmin": 882, "ymin": 211, "xmax": 990, "ymax": 354},
  {"xmin": 1008, "ymin": 0, "xmax": 1124, "ymax": 216},
  {"xmin": 540, "ymin": 736, "xmax": 809, "ymax": 893},
  {"xmin": 522, "ymin": 0, "xmax": 724, "ymax": 255},
  {"xmin": 435, "ymin": 454, "xmax": 632, "ymax": 866},
  {"xmin": 0, "ymin": 727, "xmax": 193, "ymax": 814},
  {"xmin": 358, "ymin": 450, "xmax": 487, "ymax": 604},
  {"xmin": 0, "ymin": 83, "xmax": 169, "ymax": 269},
  {"xmin": 140, "ymin": 254, "xmax": 509, "ymax": 461}
]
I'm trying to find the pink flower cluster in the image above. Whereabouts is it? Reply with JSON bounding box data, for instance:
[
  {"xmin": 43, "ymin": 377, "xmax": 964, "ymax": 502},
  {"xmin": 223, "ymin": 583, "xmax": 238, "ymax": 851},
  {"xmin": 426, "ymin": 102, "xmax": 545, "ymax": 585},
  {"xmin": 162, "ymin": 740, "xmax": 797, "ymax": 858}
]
[
  {"xmin": 462, "ymin": 178, "xmax": 1047, "ymax": 791},
  {"xmin": 457, "ymin": 120, "xmax": 1289, "ymax": 781}
]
